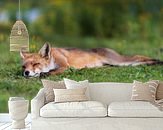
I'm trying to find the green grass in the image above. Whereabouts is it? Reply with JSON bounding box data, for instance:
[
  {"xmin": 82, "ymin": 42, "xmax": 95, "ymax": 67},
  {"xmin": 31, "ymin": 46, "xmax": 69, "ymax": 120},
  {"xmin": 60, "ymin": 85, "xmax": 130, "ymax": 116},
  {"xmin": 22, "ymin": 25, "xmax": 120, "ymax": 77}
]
[{"xmin": 0, "ymin": 36, "xmax": 163, "ymax": 112}]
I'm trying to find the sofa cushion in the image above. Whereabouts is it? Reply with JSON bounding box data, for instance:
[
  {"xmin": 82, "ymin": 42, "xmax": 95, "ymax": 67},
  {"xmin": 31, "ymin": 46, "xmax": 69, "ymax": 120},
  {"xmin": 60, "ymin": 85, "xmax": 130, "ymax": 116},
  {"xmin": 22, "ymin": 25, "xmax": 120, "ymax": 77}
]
[
  {"xmin": 53, "ymin": 88, "xmax": 88, "ymax": 103},
  {"xmin": 131, "ymin": 80, "xmax": 159, "ymax": 102},
  {"xmin": 41, "ymin": 80, "xmax": 66, "ymax": 103},
  {"xmin": 156, "ymin": 81, "xmax": 163, "ymax": 100},
  {"xmin": 40, "ymin": 101, "xmax": 107, "ymax": 117},
  {"xmin": 108, "ymin": 101, "xmax": 163, "ymax": 117},
  {"xmin": 64, "ymin": 78, "xmax": 90, "ymax": 99}
]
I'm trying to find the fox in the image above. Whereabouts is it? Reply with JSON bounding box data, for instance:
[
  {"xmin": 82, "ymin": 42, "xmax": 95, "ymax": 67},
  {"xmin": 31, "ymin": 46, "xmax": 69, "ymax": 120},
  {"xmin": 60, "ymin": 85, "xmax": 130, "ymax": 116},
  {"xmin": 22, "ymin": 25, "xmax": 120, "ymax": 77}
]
[{"xmin": 20, "ymin": 43, "xmax": 162, "ymax": 77}]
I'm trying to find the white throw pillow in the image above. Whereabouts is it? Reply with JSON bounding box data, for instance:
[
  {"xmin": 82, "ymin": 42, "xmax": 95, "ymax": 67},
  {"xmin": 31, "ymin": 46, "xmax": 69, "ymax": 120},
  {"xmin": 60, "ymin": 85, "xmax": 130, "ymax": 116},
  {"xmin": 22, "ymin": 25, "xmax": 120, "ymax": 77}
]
[{"xmin": 64, "ymin": 78, "xmax": 91, "ymax": 99}]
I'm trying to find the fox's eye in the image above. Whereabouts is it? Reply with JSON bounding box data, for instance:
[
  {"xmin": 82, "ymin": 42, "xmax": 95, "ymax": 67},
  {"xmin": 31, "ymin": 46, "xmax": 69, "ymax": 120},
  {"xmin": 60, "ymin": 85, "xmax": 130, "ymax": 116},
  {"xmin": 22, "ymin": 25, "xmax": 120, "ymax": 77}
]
[
  {"xmin": 22, "ymin": 65, "xmax": 25, "ymax": 69},
  {"xmin": 33, "ymin": 63, "xmax": 40, "ymax": 66}
]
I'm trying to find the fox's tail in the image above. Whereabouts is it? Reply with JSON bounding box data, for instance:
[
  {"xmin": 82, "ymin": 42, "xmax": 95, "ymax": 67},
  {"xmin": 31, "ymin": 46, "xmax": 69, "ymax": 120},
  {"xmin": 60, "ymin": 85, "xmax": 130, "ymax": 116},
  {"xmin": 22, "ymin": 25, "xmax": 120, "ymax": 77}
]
[
  {"xmin": 143, "ymin": 59, "xmax": 163, "ymax": 65},
  {"xmin": 91, "ymin": 48, "xmax": 163, "ymax": 66}
]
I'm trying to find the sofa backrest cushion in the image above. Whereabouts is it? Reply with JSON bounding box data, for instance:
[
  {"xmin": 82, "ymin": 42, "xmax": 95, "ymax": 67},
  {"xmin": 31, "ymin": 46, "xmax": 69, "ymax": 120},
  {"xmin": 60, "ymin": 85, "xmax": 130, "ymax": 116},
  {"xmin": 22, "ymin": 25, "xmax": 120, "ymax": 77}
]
[
  {"xmin": 88, "ymin": 82, "xmax": 132, "ymax": 105},
  {"xmin": 42, "ymin": 80, "xmax": 66, "ymax": 103},
  {"xmin": 131, "ymin": 80, "xmax": 159, "ymax": 102}
]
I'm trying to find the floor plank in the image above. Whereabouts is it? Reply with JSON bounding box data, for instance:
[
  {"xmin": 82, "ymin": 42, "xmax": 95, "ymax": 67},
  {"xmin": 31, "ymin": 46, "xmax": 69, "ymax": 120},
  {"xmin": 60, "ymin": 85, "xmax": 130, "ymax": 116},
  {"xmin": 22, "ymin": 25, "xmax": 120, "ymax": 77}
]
[
  {"xmin": 0, "ymin": 123, "xmax": 11, "ymax": 130},
  {"xmin": 0, "ymin": 122, "xmax": 31, "ymax": 130},
  {"xmin": 0, "ymin": 123, "xmax": 6, "ymax": 127}
]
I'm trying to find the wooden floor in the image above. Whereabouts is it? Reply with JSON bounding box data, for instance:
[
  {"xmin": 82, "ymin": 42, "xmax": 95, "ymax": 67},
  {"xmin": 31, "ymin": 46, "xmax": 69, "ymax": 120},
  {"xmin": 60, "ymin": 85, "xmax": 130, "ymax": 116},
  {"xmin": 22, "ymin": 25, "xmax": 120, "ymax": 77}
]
[{"xmin": 0, "ymin": 122, "xmax": 31, "ymax": 130}]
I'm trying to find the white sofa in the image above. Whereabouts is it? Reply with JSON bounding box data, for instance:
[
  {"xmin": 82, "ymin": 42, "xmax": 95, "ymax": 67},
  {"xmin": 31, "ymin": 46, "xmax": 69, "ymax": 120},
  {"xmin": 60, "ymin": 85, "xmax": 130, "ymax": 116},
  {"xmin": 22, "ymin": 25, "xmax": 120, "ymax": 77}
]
[{"xmin": 31, "ymin": 82, "xmax": 163, "ymax": 130}]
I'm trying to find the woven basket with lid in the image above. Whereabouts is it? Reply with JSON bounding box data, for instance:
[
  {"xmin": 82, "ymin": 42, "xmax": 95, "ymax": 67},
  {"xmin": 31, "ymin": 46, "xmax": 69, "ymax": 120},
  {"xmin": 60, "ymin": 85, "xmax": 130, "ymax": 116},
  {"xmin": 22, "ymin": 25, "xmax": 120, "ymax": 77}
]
[{"xmin": 10, "ymin": 20, "xmax": 29, "ymax": 52}]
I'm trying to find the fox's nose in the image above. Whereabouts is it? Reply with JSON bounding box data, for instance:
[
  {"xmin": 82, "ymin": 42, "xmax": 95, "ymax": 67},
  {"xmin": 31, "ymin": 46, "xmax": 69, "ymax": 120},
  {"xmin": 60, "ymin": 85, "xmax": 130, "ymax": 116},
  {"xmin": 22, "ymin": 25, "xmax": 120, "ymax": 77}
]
[{"xmin": 24, "ymin": 71, "xmax": 30, "ymax": 76}]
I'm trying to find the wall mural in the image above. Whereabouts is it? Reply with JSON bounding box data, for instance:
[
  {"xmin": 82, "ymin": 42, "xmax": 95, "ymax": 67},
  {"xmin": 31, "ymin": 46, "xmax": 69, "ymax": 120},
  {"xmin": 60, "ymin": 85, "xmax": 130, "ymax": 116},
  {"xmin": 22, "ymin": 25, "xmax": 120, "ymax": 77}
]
[{"xmin": 0, "ymin": 0, "xmax": 163, "ymax": 113}]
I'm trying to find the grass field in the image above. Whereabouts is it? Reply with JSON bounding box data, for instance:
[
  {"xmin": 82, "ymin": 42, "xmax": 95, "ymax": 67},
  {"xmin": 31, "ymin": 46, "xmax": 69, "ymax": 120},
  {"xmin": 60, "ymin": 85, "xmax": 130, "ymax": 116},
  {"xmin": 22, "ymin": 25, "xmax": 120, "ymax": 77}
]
[{"xmin": 0, "ymin": 36, "xmax": 163, "ymax": 112}]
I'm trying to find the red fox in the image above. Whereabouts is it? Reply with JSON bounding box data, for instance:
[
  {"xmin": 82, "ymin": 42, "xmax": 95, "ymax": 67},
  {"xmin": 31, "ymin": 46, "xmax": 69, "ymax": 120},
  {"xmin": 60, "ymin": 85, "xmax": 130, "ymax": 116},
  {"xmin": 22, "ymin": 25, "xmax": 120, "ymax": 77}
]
[{"xmin": 20, "ymin": 43, "xmax": 162, "ymax": 77}]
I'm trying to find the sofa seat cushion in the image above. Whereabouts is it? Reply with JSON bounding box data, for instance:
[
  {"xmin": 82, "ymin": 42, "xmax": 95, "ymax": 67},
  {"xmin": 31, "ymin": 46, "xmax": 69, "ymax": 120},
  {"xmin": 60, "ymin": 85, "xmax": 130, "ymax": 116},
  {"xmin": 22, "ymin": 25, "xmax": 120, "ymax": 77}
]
[
  {"xmin": 108, "ymin": 101, "xmax": 163, "ymax": 117},
  {"xmin": 40, "ymin": 101, "xmax": 107, "ymax": 117}
]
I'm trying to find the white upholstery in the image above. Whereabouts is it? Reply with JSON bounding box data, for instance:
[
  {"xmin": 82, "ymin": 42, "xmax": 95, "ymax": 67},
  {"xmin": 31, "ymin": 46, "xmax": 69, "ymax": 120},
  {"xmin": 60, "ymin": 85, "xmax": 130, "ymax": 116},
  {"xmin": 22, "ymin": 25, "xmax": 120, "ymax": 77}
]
[
  {"xmin": 32, "ymin": 117, "xmax": 163, "ymax": 130},
  {"xmin": 40, "ymin": 101, "xmax": 107, "ymax": 117},
  {"xmin": 31, "ymin": 88, "xmax": 45, "ymax": 119},
  {"xmin": 108, "ymin": 101, "xmax": 163, "ymax": 117},
  {"xmin": 89, "ymin": 82, "xmax": 132, "ymax": 105}
]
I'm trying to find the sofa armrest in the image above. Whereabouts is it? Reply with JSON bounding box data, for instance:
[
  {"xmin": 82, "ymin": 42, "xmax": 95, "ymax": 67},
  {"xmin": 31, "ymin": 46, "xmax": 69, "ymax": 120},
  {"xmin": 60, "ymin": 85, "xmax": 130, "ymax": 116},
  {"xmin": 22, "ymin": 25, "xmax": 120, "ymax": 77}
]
[{"xmin": 31, "ymin": 88, "xmax": 45, "ymax": 119}]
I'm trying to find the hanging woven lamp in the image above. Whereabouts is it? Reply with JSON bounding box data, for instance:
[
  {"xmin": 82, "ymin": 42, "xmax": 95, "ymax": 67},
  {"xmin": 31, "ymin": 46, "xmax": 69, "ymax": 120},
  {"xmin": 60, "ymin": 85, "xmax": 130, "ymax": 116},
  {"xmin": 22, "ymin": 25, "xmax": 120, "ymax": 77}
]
[
  {"xmin": 10, "ymin": 0, "xmax": 29, "ymax": 52},
  {"xmin": 10, "ymin": 20, "xmax": 29, "ymax": 52}
]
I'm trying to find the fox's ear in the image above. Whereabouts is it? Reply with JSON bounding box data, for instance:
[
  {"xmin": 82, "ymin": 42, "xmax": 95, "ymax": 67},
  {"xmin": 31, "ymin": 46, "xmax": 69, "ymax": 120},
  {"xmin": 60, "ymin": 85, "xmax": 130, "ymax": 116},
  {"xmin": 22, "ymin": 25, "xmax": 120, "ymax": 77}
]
[
  {"xmin": 39, "ymin": 43, "xmax": 51, "ymax": 58},
  {"xmin": 20, "ymin": 50, "xmax": 29, "ymax": 59}
]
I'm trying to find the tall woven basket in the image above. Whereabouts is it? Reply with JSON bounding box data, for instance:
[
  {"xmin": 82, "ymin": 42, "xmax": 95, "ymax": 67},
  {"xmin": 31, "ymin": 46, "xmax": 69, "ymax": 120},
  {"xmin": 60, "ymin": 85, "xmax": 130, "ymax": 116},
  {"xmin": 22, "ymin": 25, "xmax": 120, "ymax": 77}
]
[{"xmin": 10, "ymin": 20, "xmax": 29, "ymax": 52}]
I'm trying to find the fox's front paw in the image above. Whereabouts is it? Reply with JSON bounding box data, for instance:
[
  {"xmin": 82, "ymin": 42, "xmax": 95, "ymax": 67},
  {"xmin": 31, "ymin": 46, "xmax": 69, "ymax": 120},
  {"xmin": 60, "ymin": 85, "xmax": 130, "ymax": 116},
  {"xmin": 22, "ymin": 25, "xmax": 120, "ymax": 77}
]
[{"xmin": 40, "ymin": 72, "xmax": 50, "ymax": 78}]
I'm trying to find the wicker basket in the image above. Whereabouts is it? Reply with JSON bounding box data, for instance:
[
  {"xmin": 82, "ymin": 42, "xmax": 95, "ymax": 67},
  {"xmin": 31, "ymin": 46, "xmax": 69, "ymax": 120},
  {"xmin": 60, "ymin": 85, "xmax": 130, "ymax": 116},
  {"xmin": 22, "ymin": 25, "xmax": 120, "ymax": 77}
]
[{"xmin": 10, "ymin": 20, "xmax": 29, "ymax": 52}]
